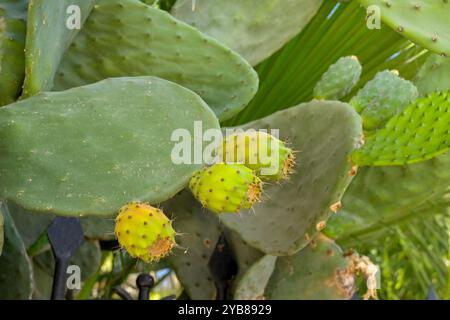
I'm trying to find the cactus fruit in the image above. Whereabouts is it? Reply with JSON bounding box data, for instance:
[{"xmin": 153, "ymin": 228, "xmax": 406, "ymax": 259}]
[
  {"xmin": 359, "ymin": 0, "xmax": 450, "ymax": 57},
  {"xmin": 415, "ymin": 54, "xmax": 450, "ymax": 96},
  {"xmin": 0, "ymin": 76, "xmax": 220, "ymax": 216},
  {"xmin": 55, "ymin": 0, "xmax": 258, "ymax": 122},
  {"xmin": 114, "ymin": 202, "xmax": 176, "ymax": 262},
  {"xmin": 172, "ymin": 0, "xmax": 323, "ymax": 66},
  {"xmin": 218, "ymin": 131, "xmax": 296, "ymax": 181},
  {"xmin": 352, "ymin": 91, "xmax": 450, "ymax": 166},
  {"xmin": 313, "ymin": 56, "xmax": 362, "ymax": 100},
  {"xmin": 350, "ymin": 70, "xmax": 419, "ymax": 132},
  {"xmin": 189, "ymin": 163, "xmax": 263, "ymax": 214}
]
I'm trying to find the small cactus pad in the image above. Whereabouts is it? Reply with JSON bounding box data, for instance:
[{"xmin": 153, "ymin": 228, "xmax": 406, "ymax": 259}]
[
  {"xmin": 352, "ymin": 91, "xmax": 450, "ymax": 166},
  {"xmin": 189, "ymin": 163, "xmax": 263, "ymax": 214},
  {"xmin": 172, "ymin": 0, "xmax": 323, "ymax": 66},
  {"xmin": 415, "ymin": 54, "xmax": 450, "ymax": 96},
  {"xmin": 0, "ymin": 76, "xmax": 220, "ymax": 216},
  {"xmin": 0, "ymin": 0, "xmax": 27, "ymax": 106},
  {"xmin": 22, "ymin": 0, "xmax": 97, "ymax": 97},
  {"xmin": 359, "ymin": 0, "xmax": 450, "ymax": 57},
  {"xmin": 265, "ymin": 235, "xmax": 378, "ymax": 300},
  {"xmin": 221, "ymin": 100, "xmax": 363, "ymax": 255},
  {"xmin": 55, "ymin": 0, "xmax": 258, "ymax": 122},
  {"xmin": 350, "ymin": 70, "xmax": 419, "ymax": 132},
  {"xmin": 233, "ymin": 255, "xmax": 277, "ymax": 300},
  {"xmin": 163, "ymin": 190, "xmax": 223, "ymax": 300},
  {"xmin": 313, "ymin": 56, "xmax": 362, "ymax": 100},
  {"xmin": 0, "ymin": 202, "xmax": 33, "ymax": 299},
  {"xmin": 217, "ymin": 131, "xmax": 295, "ymax": 181},
  {"xmin": 115, "ymin": 202, "xmax": 176, "ymax": 262}
]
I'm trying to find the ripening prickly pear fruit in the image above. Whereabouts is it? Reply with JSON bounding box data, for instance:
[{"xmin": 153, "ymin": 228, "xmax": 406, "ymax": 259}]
[
  {"xmin": 217, "ymin": 131, "xmax": 295, "ymax": 181},
  {"xmin": 350, "ymin": 70, "xmax": 418, "ymax": 132},
  {"xmin": 313, "ymin": 56, "xmax": 362, "ymax": 100},
  {"xmin": 114, "ymin": 202, "xmax": 176, "ymax": 262},
  {"xmin": 189, "ymin": 163, "xmax": 263, "ymax": 214}
]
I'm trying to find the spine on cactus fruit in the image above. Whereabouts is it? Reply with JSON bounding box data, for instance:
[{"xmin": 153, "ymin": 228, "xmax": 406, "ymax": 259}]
[
  {"xmin": 114, "ymin": 202, "xmax": 176, "ymax": 262},
  {"xmin": 217, "ymin": 131, "xmax": 296, "ymax": 181},
  {"xmin": 189, "ymin": 163, "xmax": 263, "ymax": 214}
]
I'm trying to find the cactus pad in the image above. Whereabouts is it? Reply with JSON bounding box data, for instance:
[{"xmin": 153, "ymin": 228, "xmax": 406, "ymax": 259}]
[
  {"xmin": 221, "ymin": 100, "xmax": 363, "ymax": 255},
  {"xmin": 0, "ymin": 76, "xmax": 220, "ymax": 216},
  {"xmin": 350, "ymin": 70, "xmax": 419, "ymax": 132},
  {"xmin": 189, "ymin": 163, "xmax": 263, "ymax": 214},
  {"xmin": 115, "ymin": 202, "xmax": 176, "ymax": 262},
  {"xmin": 172, "ymin": 0, "xmax": 323, "ymax": 66},
  {"xmin": 314, "ymin": 56, "xmax": 362, "ymax": 100},
  {"xmin": 218, "ymin": 131, "xmax": 295, "ymax": 181},
  {"xmin": 352, "ymin": 91, "xmax": 450, "ymax": 166},
  {"xmin": 359, "ymin": 0, "xmax": 450, "ymax": 56},
  {"xmin": 0, "ymin": 0, "xmax": 27, "ymax": 106},
  {"xmin": 22, "ymin": 0, "xmax": 97, "ymax": 97},
  {"xmin": 163, "ymin": 190, "xmax": 222, "ymax": 300},
  {"xmin": 0, "ymin": 202, "xmax": 33, "ymax": 299},
  {"xmin": 415, "ymin": 54, "xmax": 450, "ymax": 96},
  {"xmin": 55, "ymin": 0, "xmax": 258, "ymax": 122},
  {"xmin": 265, "ymin": 235, "xmax": 377, "ymax": 299}
]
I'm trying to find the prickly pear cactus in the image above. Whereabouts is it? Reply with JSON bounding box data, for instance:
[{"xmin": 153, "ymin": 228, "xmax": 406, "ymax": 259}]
[
  {"xmin": 0, "ymin": 202, "xmax": 33, "ymax": 299},
  {"xmin": 0, "ymin": 0, "xmax": 27, "ymax": 106},
  {"xmin": 221, "ymin": 100, "xmax": 363, "ymax": 255},
  {"xmin": 55, "ymin": 0, "xmax": 258, "ymax": 122},
  {"xmin": 217, "ymin": 131, "xmax": 295, "ymax": 181},
  {"xmin": 313, "ymin": 56, "xmax": 362, "ymax": 100},
  {"xmin": 264, "ymin": 234, "xmax": 377, "ymax": 300},
  {"xmin": 415, "ymin": 54, "xmax": 450, "ymax": 96},
  {"xmin": 163, "ymin": 190, "xmax": 223, "ymax": 300},
  {"xmin": 352, "ymin": 91, "xmax": 450, "ymax": 166},
  {"xmin": 172, "ymin": 0, "xmax": 323, "ymax": 66},
  {"xmin": 22, "ymin": 0, "xmax": 98, "ymax": 97},
  {"xmin": 350, "ymin": 70, "xmax": 419, "ymax": 132},
  {"xmin": 358, "ymin": 0, "xmax": 450, "ymax": 56},
  {"xmin": 0, "ymin": 77, "xmax": 220, "ymax": 216},
  {"xmin": 114, "ymin": 202, "xmax": 176, "ymax": 262},
  {"xmin": 189, "ymin": 163, "xmax": 263, "ymax": 214}
]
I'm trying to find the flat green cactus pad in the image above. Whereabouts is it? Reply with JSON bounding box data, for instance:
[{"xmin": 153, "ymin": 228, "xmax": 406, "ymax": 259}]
[
  {"xmin": 0, "ymin": 0, "xmax": 27, "ymax": 106},
  {"xmin": 171, "ymin": 0, "xmax": 323, "ymax": 66},
  {"xmin": 233, "ymin": 255, "xmax": 276, "ymax": 300},
  {"xmin": 221, "ymin": 100, "xmax": 363, "ymax": 256},
  {"xmin": 22, "ymin": 0, "xmax": 97, "ymax": 97},
  {"xmin": 0, "ymin": 77, "xmax": 220, "ymax": 216},
  {"xmin": 265, "ymin": 235, "xmax": 357, "ymax": 300},
  {"xmin": 352, "ymin": 91, "xmax": 450, "ymax": 166},
  {"xmin": 0, "ymin": 202, "xmax": 33, "ymax": 299},
  {"xmin": 415, "ymin": 54, "xmax": 450, "ymax": 96},
  {"xmin": 359, "ymin": 0, "xmax": 450, "ymax": 56},
  {"xmin": 55, "ymin": 0, "xmax": 258, "ymax": 122},
  {"xmin": 163, "ymin": 190, "xmax": 222, "ymax": 300}
]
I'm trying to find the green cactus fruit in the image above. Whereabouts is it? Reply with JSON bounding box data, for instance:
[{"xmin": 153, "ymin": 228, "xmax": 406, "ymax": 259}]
[
  {"xmin": 172, "ymin": 0, "xmax": 323, "ymax": 66},
  {"xmin": 265, "ymin": 234, "xmax": 379, "ymax": 300},
  {"xmin": 221, "ymin": 100, "xmax": 362, "ymax": 256},
  {"xmin": 22, "ymin": 0, "xmax": 97, "ymax": 97},
  {"xmin": 218, "ymin": 131, "xmax": 295, "ymax": 181},
  {"xmin": 0, "ymin": 76, "xmax": 220, "ymax": 216},
  {"xmin": 359, "ymin": 0, "xmax": 450, "ymax": 57},
  {"xmin": 115, "ymin": 202, "xmax": 176, "ymax": 263},
  {"xmin": 0, "ymin": 202, "xmax": 33, "ymax": 299},
  {"xmin": 352, "ymin": 91, "xmax": 450, "ymax": 166},
  {"xmin": 313, "ymin": 56, "xmax": 362, "ymax": 100},
  {"xmin": 0, "ymin": 0, "xmax": 27, "ymax": 106},
  {"xmin": 163, "ymin": 190, "xmax": 222, "ymax": 300},
  {"xmin": 55, "ymin": 0, "xmax": 258, "ymax": 122},
  {"xmin": 350, "ymin": 70, "xmax": 418, "ymax": 132},
  {"xmin": 415, "ymin": 54, "xmax": 450, "ymax": 96},
  {"xmin": 189, "ymin": 163, "xmax": 263, "ymax": 214}
]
